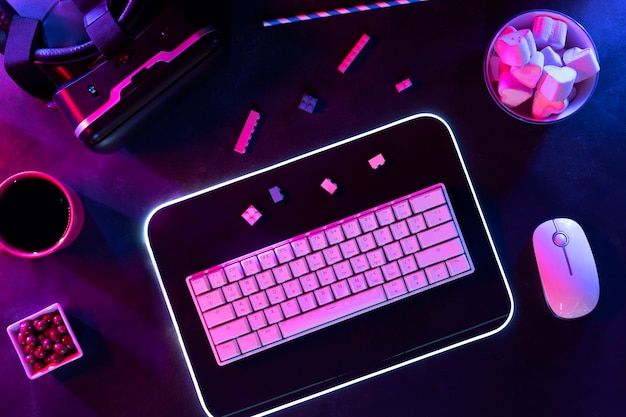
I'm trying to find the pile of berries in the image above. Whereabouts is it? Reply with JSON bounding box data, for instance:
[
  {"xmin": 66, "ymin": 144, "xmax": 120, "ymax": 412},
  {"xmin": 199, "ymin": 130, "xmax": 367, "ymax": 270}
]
[{"xmin": 16, "ymin": 312, "xmax": 77, "ymax": 374}]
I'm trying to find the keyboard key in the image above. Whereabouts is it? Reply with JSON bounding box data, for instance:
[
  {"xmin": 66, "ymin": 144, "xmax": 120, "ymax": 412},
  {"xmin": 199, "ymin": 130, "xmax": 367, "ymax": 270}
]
[
  {"xmin": 317, "ymin": 267, "xmax": 337, "ymax": 286},
  {"xmin": 275, "ymin": 244, "xmax": 295, "ymax": 263},
  {"xmin": 291, "ymin": 238, "xmax": 311, "ymax": 257},
  {"xmin": 347, "ymin": 274, "xmax": 368, "ymax": 293},
  {"xmin": 314, "ymin": 287, "xmax": 335, "ymax": 306},
  {"xmin": 223, "ymin": 283, "xmax": 242, "ymax": 302},
  {"xmin": 364, "ymin": 268, "xmax": 385, "ymax": 287},
  {"xmin": 266, "ymin": 285, "xmax": 287, "ymax": 305},
  {"xmin": 272, "ymin": 264, "xmax": 292, "ymax": 283},
  {"xmin": 342, "ymin": 219, "xmax": 362, "ymax": 238},
  {"xmin": 381, "ymin": 261, "xmax": 402, "ymax": 281},
  {"xmin": 207, "ymin": 269, "xmax": 228, "ymax": 288},
  {"xmin": 392, "ymin": 200, "xmax": 412, "ymax": 219},
  {"xmin": 305, "ymin": 252, "xmax": 326, "ymax": 271},
  {"xmin": 383, "ymin": 278, "xmax": 408, "ymax": 298},
  {"xmin": 280, "ymin": 286, "xmax": 387, "ymax": 338},
  {"xmin": 322, "ymin": 245, "xmax": 343, "ymax": 265},
  {"xmin": 366, "ymin": 248, "xmax": 386, "ymax": 268},
  {"xmin": 239, "ymin": 277, "xmax": 259, "ymax": 296},
  {"xmin": 216, "ymin": 340, "xmax": 240, "ymax": 361},
  {"xmin": 350, "ymin": 254, "xmax": 369, "ymax": 273},
  {"xmin": 308, "ymin": 231, "xmax": 328, "ymax": 251},
  {"xmin": 288, "ymin": 258, "xmax": 309, "ymax": 277},
  {"xmin": 325, "ymin": 225, "xmax": 345, "ymax": 244},
  {"xmin": 333, "ymin": 260, "xmax": 353, "ymax": 280},
  {"xmin": 398, "ymin": 255, "xmax": 419, "ymax": 275},
  {"xmin": 283, "ymin": 279, "xmax": 304, "ymax": 298},
  {"xmin": 256, "ymin": 270, "xmax": 275, "ymax": 290},
  {"xmin": 390, "ymin": 220, "xmax": 410, "ymax": 240},
  {"xmin": 280, "ymin": 299, "xmax": 301, "ymax": 318},
  {"xmin": 383, "ymin": 241, "xmax": 403, "ymax": 261},
  {"xmin": 224, "ymin": 263, "xmax": 245, "ymax": 282},
  {"xmin": 250, "ymin": 292, "xmax": 270, "ymax": 311},
  {"xmin": 248, "ymin": 311, "xmax": 267, "ymax": 330},
  {"xmin": 197, "ymin": 289, "xmax": 225, "ymax": 312},
  {"xmin": 356, "ymin": 232, "xmax": 377, "ymax": 252},
  {"xmin": 297, "ymin": 293, "xmax": 318, "ymax": 312},
  {"xmin": 264, "ymin": 305, "xmax": 284, "ymax": 324},
  {"xmin": 331, "ymin": 280, "xmax": 352, "ymax": 299},
  {"xmin": 400, "ymin": 235, "xmax": 420, "ymax": 255},
  {"xmin": 426, "ymin": 263, "xmax": 450, "ymax": 283},
  {"xmin": 258, "ymin": 325, "xmax": 282, "ymax": 345},
  {"xmin": 375, "ymin": 206, "xmax": 395, "ymax": 226},
  {"xmin": 409, "ymin": 187, "xmax": 446, "ymax": 213},
  {"xmin": 446, "ymin": 254, "xmax": 471, "ymax": 275},
  {"xmin": 241, "ymin": 256, "xmax": 261, "ymax": 276},
  {"xmin": 203, "ymin": 304, "xmax": 236, "ymax": 328},
  {"xmin": 299, "ymin": 273, "xmax": 320, "ymax": 292},
  {"xmin": 190, "ymin": 274, "xmax": 210, "ymax": 295},
  {"xmin": 358, "ymin": 213, "xmax": 378, "ymax": 232},
  {"xmin": 417, "ymin": 221, "xmax": 458, "ymax": 248},
  {"xmin": 210, "ymin": 317, "xmax": 250, "ymax": 344},
  {"xmin": 407, "ymin": 214, "xmax": 427, "ymax": 234},
  {"xmin": 415, "ymin": 238, "xmax": 464, "ymax": 268},
  {"xmin": 339, "ymin": 239, "xmax": 360, "ymax": 258},
  {"xmin": 233, "ymin": 298, "xmax": 253, "ymax": 317},
  {"xmin": 404, "ymin": 270, "xmax": 428, "ymax": 291},
  {"xmin": 258, "ymin": 250, "xmax": 278, "ymax": 269},
  {"xmin": 424, "ymin": 205, "xmax": 452, "ymax": 227},
  {"xmin": 238, "ymin": 332, "xmax": 261, "ymax": 353},
  {"xmin": 373, "ymin": 226, "xmax": 393, "ymax": 246}
]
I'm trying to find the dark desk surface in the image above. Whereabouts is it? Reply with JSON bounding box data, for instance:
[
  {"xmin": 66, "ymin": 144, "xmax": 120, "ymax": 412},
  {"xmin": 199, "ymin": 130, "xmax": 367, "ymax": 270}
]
[{"xmin": 1, "ymin": 0, "xmax": 625, "ymax": 416}]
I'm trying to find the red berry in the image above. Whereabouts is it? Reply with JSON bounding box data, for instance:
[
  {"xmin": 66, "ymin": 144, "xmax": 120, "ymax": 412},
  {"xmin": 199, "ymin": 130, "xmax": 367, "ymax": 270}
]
[
  {"xmin": 25, "ymin": 354, "xmax": 37, "ymax": 365},
  {"xmin": 48, "ymin": 329, "xmax": 61, "ymax": 343},
  {"xmin": 53, "ymin": 343, "xmax": 68, "ymax": 355},
  {"xmin": 42, "ymin": 338, "xmax": 54, "ymax": 351},
  {"xmin": 19, "ymin": 321, "xmax": 34, "ymax": 335},
  {"xmin": 34, "ymin": 346, "xmax": 46, "ymax": 359},
  {"xmin": 17, "ymin": 332, "xmax": 27, "ymax": 345},
  {"xmin": 61, "ymin": 335, "xmax": 75, "ymax": 350},
  {"xmin": 34, "ymin": 319, "xmax": 49, "ymax": 332},
  {"xmin": 41, "ymin": 313, "xmax": 54, "ymax": 323},
  {"xmin": 25, "ymin": 335, "xmax": 38, "ymax": 346},
  {"xmin": 33, "ymin": 361, "xmax": 47, "ymax": 372},
  {"xmin": 53, "ymin": 315, "xmax": 63, "ymax": 325},
  {"xmin": 23, "ymin": 344, "xmax": 36, "ymax": 355},
  {"xmin": 57, "ymin": 325, "xmax": 68, "ymax": 334},
  {"xmin": 50, "ymin": 352, "xmax": 64, "ymax": 363}
]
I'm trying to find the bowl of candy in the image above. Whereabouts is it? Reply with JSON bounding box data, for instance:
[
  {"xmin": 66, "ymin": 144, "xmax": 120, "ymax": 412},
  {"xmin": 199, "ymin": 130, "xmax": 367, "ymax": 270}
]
[
  {"xmin": 484, "ymin": 10, "xmax": 600, "ymax": 123},
  {"xmin": 6, "ymin": 303, "xmax": 83, "ymax": 379}
]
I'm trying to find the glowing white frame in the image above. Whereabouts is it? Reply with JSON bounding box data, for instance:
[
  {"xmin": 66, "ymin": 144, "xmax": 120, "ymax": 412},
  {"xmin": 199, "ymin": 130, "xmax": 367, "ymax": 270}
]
[{"xmin": 143, "ymin": 113, "xmax": 515, "ymax": 417}]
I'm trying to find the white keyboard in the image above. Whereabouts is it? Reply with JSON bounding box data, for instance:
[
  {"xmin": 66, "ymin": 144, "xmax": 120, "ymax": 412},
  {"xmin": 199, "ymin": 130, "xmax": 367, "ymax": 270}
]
[{"xmin": 186, "ymin": 183, "xmax": 474, "ymax": 366}]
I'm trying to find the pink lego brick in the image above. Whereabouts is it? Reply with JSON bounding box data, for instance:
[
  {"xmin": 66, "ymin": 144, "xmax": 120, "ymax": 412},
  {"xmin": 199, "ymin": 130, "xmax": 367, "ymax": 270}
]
[
  {"xmin": 395, "ymin": 78, "xmax": 412, "ymax": 93},
  {"xmin": 242, "ymin": 205, "xmax": 262, "ymax": 225},
  {"xmin": 368, "ymin": 153, "xmax": 386, "ymax": 169},
  {"xmin": 320, "ymin": 178, "xmax": 338, "ymax": 194},
  {"xmin": 234, "ymin": 110, "xmax": 261, "ymax": 154},
  {"xmin": 338, "ymin": 34, "xmax": 371, "ymax": 73}
]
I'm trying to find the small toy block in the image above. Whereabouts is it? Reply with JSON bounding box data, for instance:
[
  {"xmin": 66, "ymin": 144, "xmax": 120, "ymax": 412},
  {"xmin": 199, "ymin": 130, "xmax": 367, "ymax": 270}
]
[
  {"xmin": 241, "ymin": 205, "xmax": 262, "ymax": 225},
  {"xmin": 395, "ymin": 78, "xmax": 413, "ymax": 93},
  {"xmin": 338, "ymin": 33, "xmax": 371, "ymax": 73},
  {"xmin": 269, "ymin": 186, "xmax": 284, "ymax": 203},
  {"xmin": 298, "ymin": 94, "xmax": 318, "ymax": 113},
  {"xmin": 234, "ymin": 110, "xmax": 261, "ymax": 154},
  {"xmin": 320, "ymin": 178, "xmax": 338, "ymax": 194},
  {"xmin": 368, "ymin": 153, "xmax": 386, "ymax": 169}
]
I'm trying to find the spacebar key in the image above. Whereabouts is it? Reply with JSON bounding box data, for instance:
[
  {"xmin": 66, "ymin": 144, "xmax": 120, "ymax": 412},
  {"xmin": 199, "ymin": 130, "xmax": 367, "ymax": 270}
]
[{"xmin": 279, "ymin": 286, "xmax": 387, "ymax": 338}]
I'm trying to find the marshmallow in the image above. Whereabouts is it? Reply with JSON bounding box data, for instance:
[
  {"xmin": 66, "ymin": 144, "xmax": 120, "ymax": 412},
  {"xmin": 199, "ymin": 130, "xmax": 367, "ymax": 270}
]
[
  {"xmin": 539, "ymin": 46, "xmax": 563, "ymax": 67},
  {"xmin": 511, "ymin": 51, "xmax": 545, "ymax": 88},
  {"xmin": 563, "ymin": 47, "xmax": 600, "ymax": 82},
  {"xmin": 498, "ymin": 71, "xmax": 533, "ymax": 108},
  {"xmin": 495, "ymin": 30, "xmax": 533, "ymax": 66},
  {"xmin": 532, "ymin": 90, "xmax": 569, "ymax": 119},
  {"xmin": 489, "ymin": 55, "xmax": 512, "ymax": 82},
  {"xmin": 537, "ymin": 65, "xmax": 576, "ymax": 102},
  {"xmin": 532, "ymin": 16, "xmax": 568, "ymax": 50}
]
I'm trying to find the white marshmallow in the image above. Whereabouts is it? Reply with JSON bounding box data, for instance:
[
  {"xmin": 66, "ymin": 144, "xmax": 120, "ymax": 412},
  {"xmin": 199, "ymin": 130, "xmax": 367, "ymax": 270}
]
[
  {"xmin": 511, "ymin": 51, "xmax": 545, "ymax": 88},
  {"xmin": 498, "ymin": 71, "xmax": 533, "ymax": 108},
  {"xmin": 532, "ymin": 90, "xmax": 569, "ymax": 119},
  {"xmin": 489, "ymin": 55, "xmax": 512, "ymax": 82},
  {"xmin": 537, "ymin": 65, "xmax": 576, "ymax": 102},
  {"xmin": 539, "ymin": 46, "xmax": 563, "ymax": 67},
  {"xmin": 495, "ymin": 30, "xmax": 533, "ymax": 66},
  {"xmin": 563, "ymin": 47, "xmax": 600, "ymax": 82},
  {"xmin": 532, "ymin": 16, "xmax": 568, "ymax": 50}
]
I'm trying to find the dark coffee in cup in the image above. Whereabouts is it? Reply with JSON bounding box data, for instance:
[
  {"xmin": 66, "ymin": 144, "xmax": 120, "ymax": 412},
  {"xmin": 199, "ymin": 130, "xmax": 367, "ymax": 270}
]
[
  {"xmin": 0, "ymin": 171, "xmax": 84, "ymax": 258},
  {"xmin": 0, "ymin": 177, "xmax": 71, "ymax": 252}
]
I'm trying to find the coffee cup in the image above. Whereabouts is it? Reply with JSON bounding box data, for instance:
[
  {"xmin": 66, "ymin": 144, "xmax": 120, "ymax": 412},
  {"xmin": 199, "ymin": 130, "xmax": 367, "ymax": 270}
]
[{"xmin": 0, "ymin": 171, "xmax": 84, "ymax": 258}]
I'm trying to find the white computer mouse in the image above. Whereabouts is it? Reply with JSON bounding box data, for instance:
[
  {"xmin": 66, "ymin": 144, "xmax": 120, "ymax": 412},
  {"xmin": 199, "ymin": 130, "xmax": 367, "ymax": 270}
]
[{"xmin": 532, "ymin": 218, "xmax": 600, "ymax": 319}]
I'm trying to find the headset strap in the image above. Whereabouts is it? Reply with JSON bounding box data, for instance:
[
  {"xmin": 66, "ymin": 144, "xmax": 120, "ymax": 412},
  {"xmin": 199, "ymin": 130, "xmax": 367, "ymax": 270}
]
[
  {"xmin": 4, "ymin": 16, "xmax": 56, "ymax": 99},
  {"xmin": 73, "ymin": 0, "xmax": 131, "ymax": 58}
]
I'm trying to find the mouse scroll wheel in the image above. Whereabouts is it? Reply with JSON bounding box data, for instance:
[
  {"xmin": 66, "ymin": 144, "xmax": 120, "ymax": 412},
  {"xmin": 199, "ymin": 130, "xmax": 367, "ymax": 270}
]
[{"xmin": 553, "ymin": 232, "xmax": 569, "ymax": 247}]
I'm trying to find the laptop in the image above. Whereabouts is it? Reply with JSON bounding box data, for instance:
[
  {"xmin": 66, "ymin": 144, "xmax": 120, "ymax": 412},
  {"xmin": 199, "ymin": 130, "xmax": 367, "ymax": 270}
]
[{"xmin": 144, "ymin": 113, "xmax": 514, "ymax": 417}]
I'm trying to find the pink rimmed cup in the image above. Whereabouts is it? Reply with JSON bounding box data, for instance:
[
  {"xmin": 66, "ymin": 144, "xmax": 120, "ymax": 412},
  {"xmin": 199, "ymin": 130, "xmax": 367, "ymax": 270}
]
[{"xmin": 0, "ymin": 171, "xmax": 84, "ymax": 258}]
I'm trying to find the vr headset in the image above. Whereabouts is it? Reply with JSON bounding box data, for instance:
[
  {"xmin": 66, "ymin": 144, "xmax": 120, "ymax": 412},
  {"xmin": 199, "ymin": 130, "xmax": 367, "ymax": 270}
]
[{"xmin": 0, "ymin": 0, "xmax": 223, "ymax": 152}]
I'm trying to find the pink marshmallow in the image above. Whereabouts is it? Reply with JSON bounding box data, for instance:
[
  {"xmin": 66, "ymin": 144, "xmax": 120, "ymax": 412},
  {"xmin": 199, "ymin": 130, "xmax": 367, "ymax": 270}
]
[
  {"xmin": 495, "ymin": 30, "xmax": 533, "ymax": 66},
  {"xmin": 511, "ymin": 51, "xmax": 545, "ymax": 88},
  {"xmin": 563, "ymin": 47, "xmax": 600, "ymax": 82},
  {"xmin": 537, "ymin": 65, "xmax": 576, "ymax": 102},
  {"xmin": 539, "ymin": 46, "xmax": 563, "ymax": 67},
  {"xmin": 498, "ymin": 71, "xmax": 533, "ymax": 108},
  {"xmin": 532, "ymin": 90, "xmax": 569, "ymax": 119},
  {"xmin": 532, "ymin": 16, "xmax": 568, "ymax": 50}
]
